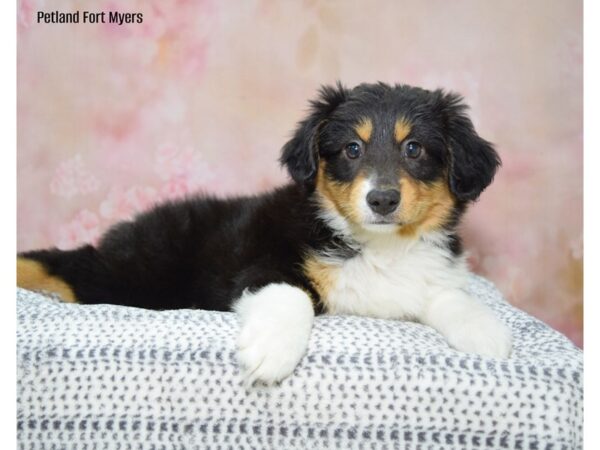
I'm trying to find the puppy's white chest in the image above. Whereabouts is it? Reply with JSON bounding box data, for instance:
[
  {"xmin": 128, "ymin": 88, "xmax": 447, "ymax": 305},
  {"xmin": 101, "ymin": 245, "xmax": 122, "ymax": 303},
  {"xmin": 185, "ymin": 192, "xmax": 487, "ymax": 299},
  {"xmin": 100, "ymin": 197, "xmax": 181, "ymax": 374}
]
[{"xmin": 321, "ymin": 237, "xmax": 466, "ymax": 319}]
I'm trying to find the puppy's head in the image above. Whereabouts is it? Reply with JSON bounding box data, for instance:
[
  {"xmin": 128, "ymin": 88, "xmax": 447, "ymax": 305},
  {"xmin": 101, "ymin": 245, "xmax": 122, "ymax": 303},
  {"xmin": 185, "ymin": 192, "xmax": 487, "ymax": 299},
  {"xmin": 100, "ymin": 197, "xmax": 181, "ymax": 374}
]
[{"xmin": 280, "ymin": 82, "xmax": 500, "ymax": 236}]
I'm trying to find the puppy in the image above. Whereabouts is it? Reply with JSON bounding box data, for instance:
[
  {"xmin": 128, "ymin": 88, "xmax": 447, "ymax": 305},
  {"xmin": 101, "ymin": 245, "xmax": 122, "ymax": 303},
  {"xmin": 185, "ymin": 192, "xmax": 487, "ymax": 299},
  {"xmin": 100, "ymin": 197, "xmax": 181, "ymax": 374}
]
[{"xmin": 17, "ymin": 82, "xmax": 512, "ymax": 385}]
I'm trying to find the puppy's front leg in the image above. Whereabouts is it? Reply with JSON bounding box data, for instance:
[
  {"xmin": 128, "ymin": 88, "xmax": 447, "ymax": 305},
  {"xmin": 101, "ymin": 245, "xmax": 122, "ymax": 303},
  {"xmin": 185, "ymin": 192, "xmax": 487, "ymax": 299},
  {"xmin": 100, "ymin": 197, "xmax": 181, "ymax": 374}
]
[
  {"xmin": 234, "ymin": 283, "xmax": 314, "ymax": 387},
  {"xmin": 422, "ymin": 288, "xmax": 512, "ymax": 358}
]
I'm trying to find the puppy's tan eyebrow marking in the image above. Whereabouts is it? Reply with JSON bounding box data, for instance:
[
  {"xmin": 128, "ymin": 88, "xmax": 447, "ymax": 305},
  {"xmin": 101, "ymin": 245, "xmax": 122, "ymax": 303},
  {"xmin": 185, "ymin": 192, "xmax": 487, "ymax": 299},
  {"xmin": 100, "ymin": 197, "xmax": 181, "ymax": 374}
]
[
  {"xmin": 394, "ymin": 117, "xmax": 412, "ymax": 143},
  {"xmin": 354, "ymin": 117, "xmax": 373, "ymax": 142}
]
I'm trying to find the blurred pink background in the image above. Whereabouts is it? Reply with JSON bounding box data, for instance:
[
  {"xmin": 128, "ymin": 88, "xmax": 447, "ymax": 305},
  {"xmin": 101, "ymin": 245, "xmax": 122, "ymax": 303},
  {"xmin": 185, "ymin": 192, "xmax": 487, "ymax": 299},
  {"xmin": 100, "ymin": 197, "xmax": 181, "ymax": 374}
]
[{"xmin": 17, "ymin": 0, "xmax": 582, "ymax": 346}]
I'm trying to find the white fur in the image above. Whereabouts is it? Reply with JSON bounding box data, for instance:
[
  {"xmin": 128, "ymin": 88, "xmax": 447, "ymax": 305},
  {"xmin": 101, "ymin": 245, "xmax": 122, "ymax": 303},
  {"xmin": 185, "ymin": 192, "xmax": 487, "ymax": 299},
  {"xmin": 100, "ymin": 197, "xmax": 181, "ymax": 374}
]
[
  {"xmin": 234, "ymin": 283, "xmax": 314, "ymax": 387},
  {"xmin": 361, "ymin": 223, "xmax": 399, "ymax": 233},
  {"xmin": 322, "ymin": 231, "xmax": 465, "ymax": 319},
  {"xmin": 319, "ymin": 230, "xmax": 512, "ymax": 358},
  {"xmin": 422, "ymin": 287, "xmax": 512, "ymax": 358}
]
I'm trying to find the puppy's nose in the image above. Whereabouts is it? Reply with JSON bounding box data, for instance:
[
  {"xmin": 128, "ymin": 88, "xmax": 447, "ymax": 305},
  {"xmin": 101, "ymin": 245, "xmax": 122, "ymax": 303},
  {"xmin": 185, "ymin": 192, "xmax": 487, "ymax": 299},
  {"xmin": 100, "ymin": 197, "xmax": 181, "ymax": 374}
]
[{"xmin": 366, "ymin": 189, "xmax": 400, "ymax": 215}]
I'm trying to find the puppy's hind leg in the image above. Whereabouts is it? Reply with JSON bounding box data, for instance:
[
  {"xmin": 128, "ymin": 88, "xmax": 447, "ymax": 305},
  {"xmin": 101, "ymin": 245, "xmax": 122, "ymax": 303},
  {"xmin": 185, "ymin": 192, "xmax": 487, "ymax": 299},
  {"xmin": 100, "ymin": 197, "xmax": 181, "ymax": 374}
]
[
  {"xmin": 17, "ymin": 256, "xmax": 77, "ymax": 303},
  {"xmin": 234, "ymin": 283, "xmax": 315, "ymax": 387},
  {"xmin": 17, "ymin": 245, "xmax": 105, "ymax": 304}
]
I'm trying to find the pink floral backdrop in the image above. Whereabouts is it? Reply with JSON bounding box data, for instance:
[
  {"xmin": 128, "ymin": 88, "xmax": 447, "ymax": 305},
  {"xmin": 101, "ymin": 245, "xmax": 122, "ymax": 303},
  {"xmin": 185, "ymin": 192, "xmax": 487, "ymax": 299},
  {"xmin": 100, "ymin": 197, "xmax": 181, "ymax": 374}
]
[{"xmin": 17, "ymin": 0, "xmax": 583, "ymax": 346}]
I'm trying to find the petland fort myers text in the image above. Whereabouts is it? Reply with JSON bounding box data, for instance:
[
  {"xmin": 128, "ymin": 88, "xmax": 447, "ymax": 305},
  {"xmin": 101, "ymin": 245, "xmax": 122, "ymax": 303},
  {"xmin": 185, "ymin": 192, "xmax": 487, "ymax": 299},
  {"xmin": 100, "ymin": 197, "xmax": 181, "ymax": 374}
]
[{"xmin": 37, "ymin": 11, "xmax": 143, "ymax": 25}]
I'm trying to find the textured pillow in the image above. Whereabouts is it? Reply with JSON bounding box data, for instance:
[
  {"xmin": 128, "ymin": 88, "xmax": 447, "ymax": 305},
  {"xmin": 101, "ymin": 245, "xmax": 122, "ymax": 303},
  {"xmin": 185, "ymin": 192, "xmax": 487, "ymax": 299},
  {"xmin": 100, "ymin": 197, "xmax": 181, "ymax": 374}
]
[{"xmin": 17, "ymin": 275, "xmax": 583, "ymax": 449}]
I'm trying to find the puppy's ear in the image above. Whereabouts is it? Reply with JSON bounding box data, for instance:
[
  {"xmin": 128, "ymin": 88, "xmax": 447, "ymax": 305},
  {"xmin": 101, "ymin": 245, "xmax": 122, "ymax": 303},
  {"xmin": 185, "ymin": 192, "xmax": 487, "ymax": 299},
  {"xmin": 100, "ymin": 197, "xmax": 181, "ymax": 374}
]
[
  {"xmin": 437, "ymin": 91, "xmax": 501, "ymax": 202},
  {"xmin": 280, "ymin": 82, "xmax": 348, "ymax": 188}
]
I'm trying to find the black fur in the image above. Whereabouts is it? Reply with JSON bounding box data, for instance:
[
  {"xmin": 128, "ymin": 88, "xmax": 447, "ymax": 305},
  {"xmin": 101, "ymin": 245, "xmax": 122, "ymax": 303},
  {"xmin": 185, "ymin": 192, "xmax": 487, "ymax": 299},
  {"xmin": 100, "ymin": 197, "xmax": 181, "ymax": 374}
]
[
  {"xmin": 279, "ymin": 82, "xmax": 348, "ymax": 189},
  {"xmin": 435, "ymin": 91, "xmax": 501, "ymax": 201},
  {"xmin": 21, "ymin": 186, "xmax": 336, "ymax": 312},
  {"xmin": 19, "ymin": 82, "xmax": 500, "ymax": 310}
]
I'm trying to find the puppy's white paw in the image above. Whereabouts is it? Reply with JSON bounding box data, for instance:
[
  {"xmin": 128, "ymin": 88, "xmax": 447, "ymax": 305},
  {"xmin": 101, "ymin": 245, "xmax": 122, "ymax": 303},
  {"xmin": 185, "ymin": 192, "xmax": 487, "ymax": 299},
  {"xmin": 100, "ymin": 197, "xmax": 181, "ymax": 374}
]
[
  {"xmin": 446, "ymin": 313, "xmax": 512, "ymax": 358},
  {"xmin": 424, "ymin": 289, "xmax": 512, "ymax": 359},
  {"xmin": 238, "ymin": 319, "xmax": 309, "ymax": 386},
  {"xmin": 234, "ymin": 283, "xmax": 314, "ymax": 387}
]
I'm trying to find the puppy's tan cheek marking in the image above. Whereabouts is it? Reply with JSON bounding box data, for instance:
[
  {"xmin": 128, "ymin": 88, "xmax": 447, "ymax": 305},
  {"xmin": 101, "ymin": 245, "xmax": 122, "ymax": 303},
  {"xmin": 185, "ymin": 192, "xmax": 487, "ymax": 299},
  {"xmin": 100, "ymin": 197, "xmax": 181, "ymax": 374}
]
[
  {"xmin": 394, "ymin": 118, "xmax": 412, "ymax": 143},
  {"xmin": 316, "ymin": 164, "xmax": 366, "ymax": 224},
  {"xmin": 315, "ymin": 164, "xmax": 340, "ymax": 217},
  {"xmin": 17, "ymin": 258, "xmax": 77, "ymax": 303},
  {"xmin": 398, "ymin": 177, "xmax": 455, "ymax": 237},
  {"xmin": 354, "ymin": 118, "xmax": 373, "ymax": 142},
  {"xmin": 302, "ymin": 254, "xmax": 340, "ymax": 311},
  {"xmin": 342, "ymin": 178, "xmax": 367, "ymax": 223}
]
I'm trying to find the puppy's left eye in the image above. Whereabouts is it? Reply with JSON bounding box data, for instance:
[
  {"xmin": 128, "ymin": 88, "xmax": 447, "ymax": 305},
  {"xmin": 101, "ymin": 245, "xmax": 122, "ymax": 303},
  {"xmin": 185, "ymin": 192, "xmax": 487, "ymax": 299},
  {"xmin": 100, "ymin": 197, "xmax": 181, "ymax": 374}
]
[{"xmin": 404, "ymin": 141, "xmax": 423, "ymax": 159}]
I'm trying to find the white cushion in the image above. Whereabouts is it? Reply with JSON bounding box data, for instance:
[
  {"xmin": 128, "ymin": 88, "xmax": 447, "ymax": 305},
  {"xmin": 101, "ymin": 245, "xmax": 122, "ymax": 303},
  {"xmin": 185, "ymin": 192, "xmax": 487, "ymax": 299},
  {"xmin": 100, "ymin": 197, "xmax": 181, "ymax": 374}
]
[{"xmin": 17, "ymin": 275, "xmax": 583, "ymax": 449}]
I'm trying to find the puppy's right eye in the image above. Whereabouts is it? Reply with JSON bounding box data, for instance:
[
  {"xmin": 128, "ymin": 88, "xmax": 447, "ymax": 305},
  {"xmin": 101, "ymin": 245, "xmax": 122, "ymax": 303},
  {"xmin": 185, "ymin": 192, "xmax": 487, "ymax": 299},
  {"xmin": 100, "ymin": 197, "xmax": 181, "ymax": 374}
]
[{"xmin": 345, "ymin": 142, "xmax": 362, "ymax": 159}]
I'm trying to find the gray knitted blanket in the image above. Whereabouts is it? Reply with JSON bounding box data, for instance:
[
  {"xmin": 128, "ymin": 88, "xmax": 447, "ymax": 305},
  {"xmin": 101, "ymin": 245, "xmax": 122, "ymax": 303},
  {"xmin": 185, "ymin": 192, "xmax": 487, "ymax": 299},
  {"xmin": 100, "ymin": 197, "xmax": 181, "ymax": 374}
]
[{"xmin": 17, "ymin": 276, "xmax": 583, "ymax": 449}]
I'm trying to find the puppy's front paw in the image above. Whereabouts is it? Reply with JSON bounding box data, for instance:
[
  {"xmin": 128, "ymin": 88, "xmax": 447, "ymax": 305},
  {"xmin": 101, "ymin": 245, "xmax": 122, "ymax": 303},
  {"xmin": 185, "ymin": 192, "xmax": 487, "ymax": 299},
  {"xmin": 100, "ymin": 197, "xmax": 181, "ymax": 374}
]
[
  {"xmin": 425, "ymin": 290, "xmax": 512, "ymax": 359},
  {"xmin": 238, "ymin": 320, "xmax": 309, "ymax": 387},
  {"xmin": 234, "ymin": 283, "xmax": 314, "ymax": 387},
  {"xmin": 446, "ymin": 313, "xmax": 512, "ymax": 358}
]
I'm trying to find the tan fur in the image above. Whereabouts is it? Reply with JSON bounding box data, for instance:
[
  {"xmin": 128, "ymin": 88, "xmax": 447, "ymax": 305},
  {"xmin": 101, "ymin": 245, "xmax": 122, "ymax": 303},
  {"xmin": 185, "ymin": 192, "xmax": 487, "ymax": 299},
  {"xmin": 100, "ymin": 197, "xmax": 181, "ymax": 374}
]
[
  {"xmin": 316, "ymin": 163, "xmax": 366, "ymax": 224},
  {"xmin": 397, "ymin": 176, "xmax": 456, "ymax": 237},
  {"xmin": 354, "ymin": 117, "xmax": 373, "ymax": 142},
  {"xmin": 17, "ymin": 258, "xmax": 76, "ymax": 303},
  {"xmin": 394, "ymin": 118, "xmax": 412, "ymax": 143},
  {"xmin": 302, "ymin": 254, "xmax": 340, "ymax": 308}
]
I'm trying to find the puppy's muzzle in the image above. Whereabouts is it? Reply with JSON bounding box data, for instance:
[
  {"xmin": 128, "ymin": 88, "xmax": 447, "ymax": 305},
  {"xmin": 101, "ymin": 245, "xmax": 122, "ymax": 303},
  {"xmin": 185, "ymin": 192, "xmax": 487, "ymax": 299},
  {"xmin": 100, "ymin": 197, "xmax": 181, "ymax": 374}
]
[{"xmin": 366, "ymin": 189, "xmax": 400, "ymax": 216}]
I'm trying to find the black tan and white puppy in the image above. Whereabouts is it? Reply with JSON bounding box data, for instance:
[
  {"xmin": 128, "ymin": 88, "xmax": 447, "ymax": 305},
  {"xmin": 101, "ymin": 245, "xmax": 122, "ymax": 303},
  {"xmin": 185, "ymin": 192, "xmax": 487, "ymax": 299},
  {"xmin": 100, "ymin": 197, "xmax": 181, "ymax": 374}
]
[{"xmin": 17, "ymin": 82, "xmax": 512, "ymax": 385}]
